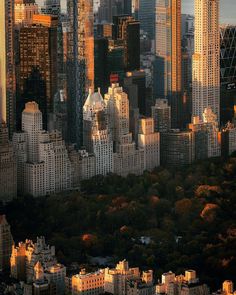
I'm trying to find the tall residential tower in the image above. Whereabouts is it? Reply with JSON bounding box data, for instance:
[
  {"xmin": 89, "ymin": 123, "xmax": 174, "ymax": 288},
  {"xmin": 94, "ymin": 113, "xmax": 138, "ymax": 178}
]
[
  {"xmin": 192, "ymin": 0, "xmax": 220, "ymax": 120},
  {"xmin": 67, "ymin": 0, "xmax": 94, "ymax": 146},
  {"xmin": 155, "ymin": 0, "xmax": 182, "ymax": 128},
  {"xmin": 0, "ymin": 0, "xmax": 16, "ymax": 136}
]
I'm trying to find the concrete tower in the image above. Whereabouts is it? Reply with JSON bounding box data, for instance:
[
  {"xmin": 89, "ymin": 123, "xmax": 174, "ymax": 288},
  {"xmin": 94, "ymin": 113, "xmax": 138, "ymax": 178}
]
[
  {"xmin": 22, "ymin": 102, "xmax": 43, "ymax": 163},
  {"xmin": 192, "ymin": 0, "xmax": 220, "ymax": 120},
  {"xmin": 83, "ymin": 89, "xmax": 113, "ymax": 176},
  {"xmin": 155, "ymin": 0, "xmax": 182, "ymax": 128}
]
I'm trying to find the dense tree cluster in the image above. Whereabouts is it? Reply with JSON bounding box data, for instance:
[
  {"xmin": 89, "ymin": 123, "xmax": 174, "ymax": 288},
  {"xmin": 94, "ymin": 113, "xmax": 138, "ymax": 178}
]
[{"xmin": 2, "ymin": 156, "xmax": 236, "ymax": 289}]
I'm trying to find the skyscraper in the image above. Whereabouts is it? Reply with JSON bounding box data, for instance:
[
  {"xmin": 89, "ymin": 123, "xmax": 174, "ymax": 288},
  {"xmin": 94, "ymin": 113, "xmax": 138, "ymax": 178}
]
[
  {"xmin": 104, "ymin": 83, "xmax": 144, "ymax": 177},
  {"xmin": 139, "ymin": 0, "xmax": 156, "ymax": 40},
  {"xmin": 192, "ymin": 0, "xmax": 220, "ymax": 121},
  {"xmin": 67, "ymin": 0, "xmax": 94, "ymax": 146},
  {"xmin": 83, "ymin": 89, "xmax": 113, "ymax": 176},
  {"xmin": 0, "ymin": 0, "xmax": 16, "ymax": 136},
  {"xmin": 113, "ymin": 15, "xmax": 140, "ymax": 72},
  {"xmin": 17, "ymin": 15, "xmax": 58, "ymax": 130},
  {"xmin": 98, "ymin": 0, "xmax": 132, "ymax": 23},
  {"xmin": 155, "ymin": 0, "xmax": 182, "ymax": 128},
  {"xmin": 14, "ymin": 102, "xmax": 72, "ymax": 197},
  {"xmin": 34, "ymin": 0, "xmax": 65, "ymax": 97}
]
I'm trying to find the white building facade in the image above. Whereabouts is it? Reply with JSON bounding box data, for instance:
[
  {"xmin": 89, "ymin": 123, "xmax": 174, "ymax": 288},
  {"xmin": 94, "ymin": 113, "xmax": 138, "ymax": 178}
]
[
  {"xmin": 192, "ymin": 0, "xmax": 220, "ymax": 121},
  {"xmin": 83, "ymin": 90, "xmax": 114, "ymax": 176},
  {"xmin": 13, "ymin": 102, "xmax": 72, "ymax": 197}
]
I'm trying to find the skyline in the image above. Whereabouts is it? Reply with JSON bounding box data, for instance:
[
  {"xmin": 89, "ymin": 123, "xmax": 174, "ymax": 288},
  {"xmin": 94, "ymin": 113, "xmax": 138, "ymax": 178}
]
[
  {"xmin": 60, "ymin": 0, "xmax": 236, "ymax": 24},
  {"xmin": 0, "ymin": 0, "xmax": 236, "ymax": 290}
]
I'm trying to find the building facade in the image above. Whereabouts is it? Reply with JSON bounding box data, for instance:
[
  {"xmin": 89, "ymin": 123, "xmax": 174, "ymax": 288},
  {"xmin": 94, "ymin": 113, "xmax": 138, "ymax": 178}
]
[
  {"xmin": 138, "ymin": 118, "xmax": 160, "ymax": 171},
  {"xmin": 160, "ymin": 130, "xmax": 195, "ymax": 168},
  {"xmin": 104, "ymin": 84, "xmax": 144, "ymax": 177},
  {"xmin": 67, "ymin": 0, "xmax": 94, "ymax": 146},
  {"xmin": 113, "ymin": 16, "xmax": 140, "ymax": 72},
  {"xmin": 72, "ymin": 269, "xmax": 105, "ymax": 295},
  {"xmin": 15, "ymin": 0, "xmax": 39, "ymax": 26},
  {"xmin": 0, "ymin": 123, "xmax": 17, "ymax": 202},
  {"xmin": 221, "ymin": 122, "xmax": 236, "ymax": 157},
  {"xmin": 68, "ymin": 148, "xmax": 96, "ymax": 187},
  {"xmin": 11, "ymin": 236, "xmax": 58, "ymax": 283},
  {"xmin": 17, "ymin": 14, "xmax": 58, "ymax": 130},
  {"xmin": 104, "ymin": 260, "xmax": 140, "ymax": 295},
  {"xmin": 13, "ymin": 102, "xmax": 72, "ymax": 197},
  {"xmin": 0, "ymin": 0, "xmax": 16, "ymax": 136},
  {"xmin": 189, "ymin": 108, "xmax": 221, "ymax": 160},
  {"xmin": 0, "ymin": 215, "xmax": 14, "ymax": 272},
  {"xmin": 83, "ymin": 90, "xmax": 114, "ymax": 176},
  {"xmin": 155, "ymin": 0, "xmax": 182, "ymax": 128},
  {"xmin": 192, "ymin": 0, "xmax": 220, "ymax": 121},
  {"xmin": 139, "ymin": 0, "xmax": 156, "ymax": 40},
  {"xmin": 151, "ymin": 99, "xmax": 171, "ymax": 133},
  {"xmin": 220, "ymin": 25, "xmax": 236, "ymax": 124}
]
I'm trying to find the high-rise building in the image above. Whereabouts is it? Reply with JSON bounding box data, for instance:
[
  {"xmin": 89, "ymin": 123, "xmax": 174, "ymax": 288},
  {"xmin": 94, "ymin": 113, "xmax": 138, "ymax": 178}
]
[
  {"xmin": 139, "ymin": 0, "xmax": 155, "ymax": 40},
  {"xmin": 124, "ymin": 70, "xmax": 147, "ymax": 115},
  {"xmin": 0, "ymin": 123, "xmax": 17, "ymax": 202},
  {"xmin": 107, "ymin": 39, "xmax": 125, "ymax": 82},
  {"xmin": 113, "ymin": 15, "xmax": 140, "ymax": 72},
  {"xmin": 83, "ymin": 89, "xmax": 114, "ymax": 176},
  {"xmin": 22, "ymin": 101, "xmax": 43, "ymax": 163},
  {"xmin": 155, "ymin": 0, "xmax": 182, "ymax": 128},
  {"xmin": 192, "ymin": 0, "xmax": 220, "ymax": 121},
  {"xmin": 138, "ymin": 118, "xmax": 160, "ymax": 171},
  {"xmin": 34, "ymin": 0, "xmax": 64, "ymax": 111},
  {"xmin": 0, "ymin": 0, "xmax": 16, "ymax": 136},
  {"xmin": 181, "ymin": 15, "xmax": 194, "ymax": 127},
  {"xmin": 220, "ymin": 25, "xmax": 236, "ymax": 124},
  {"xmin": 95, "ymin": 38, "xmax": 109, "ymax": 94},
  {"xmin": 151, "ymin": 99, "xmax": 171, "ymax": 133},
  {"xmin": 0, "ymin": 215, "xmax": 14, "ymax": 272},
  {"xmin": 67, "ymin": 0, "xmax": 94, "ymax": 146},
  {"xmin": 14, "ymin": 0, "xmax": 39, "ymax": 26},
  {"xmin": 13, "ymin": 102, "xmax": 72, "ymax": 197},
  {"xmin": 104, "ymin": 83, "xmax": 144, "ymax": 177},
  {"xmin": 17, "ymin": 14, "xmax": 58, "ymax": 130},
  {"xmin": 98, "ymin": 0, "xmax": 132, "ymax": 23},
  {"xmin": 160, "ymin": 130, "xmax": 195, "ymax": 168}
]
